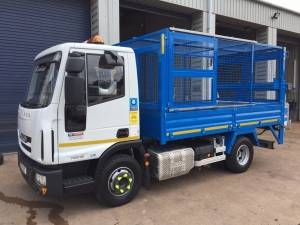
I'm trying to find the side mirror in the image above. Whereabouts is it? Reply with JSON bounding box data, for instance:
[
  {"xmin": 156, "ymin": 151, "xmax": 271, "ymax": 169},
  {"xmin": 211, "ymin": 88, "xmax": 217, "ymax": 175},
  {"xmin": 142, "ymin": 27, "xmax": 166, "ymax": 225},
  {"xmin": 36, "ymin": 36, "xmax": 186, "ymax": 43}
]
[
  {"xmin": 99, "ymin": 51, "xmax": 124, "ymax": 69},
  {"xmin": 65, "ymin": 54, "xmax": 85, "ymax": 74},
  {"xmin": 65, "ymin": 76, "xmax": 85, "ymax": 106}
]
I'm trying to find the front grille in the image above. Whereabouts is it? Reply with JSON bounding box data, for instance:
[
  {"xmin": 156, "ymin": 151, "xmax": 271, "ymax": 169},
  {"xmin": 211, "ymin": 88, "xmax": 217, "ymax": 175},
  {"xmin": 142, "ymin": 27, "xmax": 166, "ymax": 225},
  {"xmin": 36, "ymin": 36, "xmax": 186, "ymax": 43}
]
[
  {"xmin": 20, "ymin": 133, "xmax": 31, "ymax": 143},
  {"xmin": 21, "ymin": 142, "xmax": 31, "ymax": 152}
]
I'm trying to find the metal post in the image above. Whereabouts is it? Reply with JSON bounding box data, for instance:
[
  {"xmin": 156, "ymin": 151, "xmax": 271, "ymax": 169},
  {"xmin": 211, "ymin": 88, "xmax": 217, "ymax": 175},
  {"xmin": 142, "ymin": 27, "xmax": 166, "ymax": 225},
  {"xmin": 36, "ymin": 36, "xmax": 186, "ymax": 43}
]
[{"xmin": 91, "ymin": 0, "xmax": 120, "ymax": 44}]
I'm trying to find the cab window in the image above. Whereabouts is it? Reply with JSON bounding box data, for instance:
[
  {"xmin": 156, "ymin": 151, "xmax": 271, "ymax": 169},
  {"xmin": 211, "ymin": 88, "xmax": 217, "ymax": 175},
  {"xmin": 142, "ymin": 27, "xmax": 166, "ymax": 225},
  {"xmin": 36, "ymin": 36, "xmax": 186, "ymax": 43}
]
[{"xmin": 87, "ymin": 54, "xmax": 125, "ymax": 106}]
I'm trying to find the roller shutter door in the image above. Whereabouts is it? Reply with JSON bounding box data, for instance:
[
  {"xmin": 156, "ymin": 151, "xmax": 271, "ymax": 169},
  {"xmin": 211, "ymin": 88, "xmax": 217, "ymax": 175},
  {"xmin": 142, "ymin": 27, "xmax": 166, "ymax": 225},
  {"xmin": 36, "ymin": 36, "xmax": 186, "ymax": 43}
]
[{"xmin": 0, "ymin": 0, "xmax": 90, "ymax": 153}]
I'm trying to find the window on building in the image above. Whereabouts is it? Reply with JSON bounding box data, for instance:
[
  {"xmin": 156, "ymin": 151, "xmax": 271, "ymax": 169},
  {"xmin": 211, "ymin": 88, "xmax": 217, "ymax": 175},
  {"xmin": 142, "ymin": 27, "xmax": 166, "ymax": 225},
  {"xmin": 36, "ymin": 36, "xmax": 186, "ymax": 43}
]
[{"xmin": 87, "ymin": 54, "xmax": 125, "ymax": 106}]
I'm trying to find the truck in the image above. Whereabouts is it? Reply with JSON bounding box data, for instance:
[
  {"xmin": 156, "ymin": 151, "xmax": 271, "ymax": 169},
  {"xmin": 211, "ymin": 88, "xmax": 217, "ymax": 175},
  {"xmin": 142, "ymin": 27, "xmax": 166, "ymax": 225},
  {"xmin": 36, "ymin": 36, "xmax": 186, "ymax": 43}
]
[{"xmin": 18, "ymin": 28, "xmax": 286, "ymax": 206}]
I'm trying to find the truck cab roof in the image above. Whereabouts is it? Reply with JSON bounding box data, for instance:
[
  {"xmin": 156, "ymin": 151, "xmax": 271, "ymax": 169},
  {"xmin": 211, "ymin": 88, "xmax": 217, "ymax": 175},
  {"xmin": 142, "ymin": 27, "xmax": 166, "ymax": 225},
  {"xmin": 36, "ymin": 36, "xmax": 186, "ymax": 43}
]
[{"xmin": 35, "ymin": 42, "xmax": 134, "ymax": 60}]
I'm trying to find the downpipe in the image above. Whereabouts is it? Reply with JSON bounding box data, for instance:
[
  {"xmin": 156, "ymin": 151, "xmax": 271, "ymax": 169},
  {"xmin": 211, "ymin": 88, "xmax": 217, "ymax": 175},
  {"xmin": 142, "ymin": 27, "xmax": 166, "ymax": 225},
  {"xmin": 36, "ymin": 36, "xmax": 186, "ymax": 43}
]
[{"xmin": 207, "ymin": 0, "xmax": 213, "ymax": 34}]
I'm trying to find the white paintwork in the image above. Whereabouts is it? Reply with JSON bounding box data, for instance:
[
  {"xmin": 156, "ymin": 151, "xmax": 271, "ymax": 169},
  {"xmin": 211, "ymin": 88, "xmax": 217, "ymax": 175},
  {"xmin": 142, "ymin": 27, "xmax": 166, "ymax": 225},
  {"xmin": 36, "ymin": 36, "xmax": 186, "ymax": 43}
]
[
  {"xmin": 18, "ymin": 43, "xmax": 139, "ymax": 165},
  {"xmin": 194, "ymin": 154, "xmax": 226, "ymax": 167},
  {"xmin": 215, "ymin": 145, "xmax": 226, "ymax": 153},
  {"xmin": 18, "ymin": 104, "xmax": 59, "ymax": 165}
]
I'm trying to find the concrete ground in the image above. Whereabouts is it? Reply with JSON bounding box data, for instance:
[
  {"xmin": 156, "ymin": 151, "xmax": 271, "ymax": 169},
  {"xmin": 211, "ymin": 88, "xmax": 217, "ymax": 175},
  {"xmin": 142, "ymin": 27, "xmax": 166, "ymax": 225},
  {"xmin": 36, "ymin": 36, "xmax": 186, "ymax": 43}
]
[{"xmin": 0, "ymin": 124, "xmax": 300, "ymax": 225}]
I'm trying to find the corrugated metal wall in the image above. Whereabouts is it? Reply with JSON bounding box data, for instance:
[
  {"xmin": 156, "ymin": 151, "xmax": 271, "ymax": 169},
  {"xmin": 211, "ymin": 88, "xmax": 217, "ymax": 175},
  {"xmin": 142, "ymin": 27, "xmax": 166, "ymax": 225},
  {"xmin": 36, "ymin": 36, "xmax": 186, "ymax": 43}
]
[
  {"xmin": 160, "ymin": 0, "xmax": 300, "ymax": 34},
  {"xmin": 0, "ymin": 0, "xmax": 90, "ymax": 153}
]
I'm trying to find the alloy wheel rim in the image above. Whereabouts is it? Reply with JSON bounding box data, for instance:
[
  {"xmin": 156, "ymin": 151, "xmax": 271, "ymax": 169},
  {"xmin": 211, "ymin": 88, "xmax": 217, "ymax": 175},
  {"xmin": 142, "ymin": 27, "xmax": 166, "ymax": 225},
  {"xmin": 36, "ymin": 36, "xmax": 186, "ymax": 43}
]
[
  {"xmin": 236, "ymin": 144, "xmax": 250, "ymax": 166},
  {"xmin": 108, "ymin": 167, "xmax": 134, "ymax": 196}
]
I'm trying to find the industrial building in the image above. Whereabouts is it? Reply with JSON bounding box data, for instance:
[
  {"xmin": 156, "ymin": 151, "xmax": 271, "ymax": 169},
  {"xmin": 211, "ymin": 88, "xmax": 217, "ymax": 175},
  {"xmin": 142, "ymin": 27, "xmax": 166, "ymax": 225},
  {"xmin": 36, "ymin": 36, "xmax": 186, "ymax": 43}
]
[{"xmin": 0, "ymin": 0, "xmax": 299, "ymax": 153}]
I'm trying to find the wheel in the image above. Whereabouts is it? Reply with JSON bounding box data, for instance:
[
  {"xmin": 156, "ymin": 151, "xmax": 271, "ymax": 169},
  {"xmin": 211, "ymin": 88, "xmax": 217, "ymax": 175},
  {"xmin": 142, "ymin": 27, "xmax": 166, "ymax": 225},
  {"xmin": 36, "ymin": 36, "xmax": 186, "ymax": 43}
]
[
  {"xmin": 95, "ymin": 154, "xmax": 142, "ymax": 207},
  {"xmin": 225, "ymin": 137, "xmax": 253, "ymax": 173}
]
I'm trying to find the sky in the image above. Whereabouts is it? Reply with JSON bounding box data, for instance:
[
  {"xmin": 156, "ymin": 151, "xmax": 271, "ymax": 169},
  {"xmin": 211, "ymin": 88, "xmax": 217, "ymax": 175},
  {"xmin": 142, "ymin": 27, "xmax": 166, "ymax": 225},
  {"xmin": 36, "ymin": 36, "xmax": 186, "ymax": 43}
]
[{"xmin": 261, "ymin": 0, "xmax": 300, "ymax": 13}]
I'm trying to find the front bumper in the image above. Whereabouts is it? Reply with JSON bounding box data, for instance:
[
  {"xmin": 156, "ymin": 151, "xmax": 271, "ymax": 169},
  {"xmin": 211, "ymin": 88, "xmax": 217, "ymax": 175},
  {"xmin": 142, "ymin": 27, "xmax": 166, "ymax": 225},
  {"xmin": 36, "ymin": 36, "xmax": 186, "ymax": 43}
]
[{"xmin": 18, "ymin": 149, "xmax": 63, "ymax": 197}]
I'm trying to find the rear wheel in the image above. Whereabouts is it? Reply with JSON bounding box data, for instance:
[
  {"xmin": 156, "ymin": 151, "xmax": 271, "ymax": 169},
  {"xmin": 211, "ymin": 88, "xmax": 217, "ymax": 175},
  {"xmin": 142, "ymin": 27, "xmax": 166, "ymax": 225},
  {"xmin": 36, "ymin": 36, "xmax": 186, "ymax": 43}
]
[
  {"xmin": 95, "ymin": 154, "xmax": 142, "ymax": 207},
  {"xmin": 226, "ymin": 137, "xmax": 253, "ymax": 173}
]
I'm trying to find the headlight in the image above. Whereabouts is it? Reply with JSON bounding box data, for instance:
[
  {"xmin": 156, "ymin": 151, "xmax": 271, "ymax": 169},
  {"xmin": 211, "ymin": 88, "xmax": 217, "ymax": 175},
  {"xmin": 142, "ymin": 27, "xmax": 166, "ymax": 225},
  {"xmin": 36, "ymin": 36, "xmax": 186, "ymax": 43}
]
[{"xmin": 35, "ymin": 173, "xmax": 47, "ymax": 186}]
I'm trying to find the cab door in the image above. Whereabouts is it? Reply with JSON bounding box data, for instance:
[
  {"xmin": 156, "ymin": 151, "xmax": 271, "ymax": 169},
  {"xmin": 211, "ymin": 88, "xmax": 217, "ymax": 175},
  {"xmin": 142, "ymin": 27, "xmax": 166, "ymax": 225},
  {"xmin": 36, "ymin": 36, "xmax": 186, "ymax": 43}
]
[
  {"xmin": 58, "ymin": 50, "xmax": 133, "ymax": 164},
  {"xmin": 85, "ymin": 51, "xmax": 131, "ymax": 143}
]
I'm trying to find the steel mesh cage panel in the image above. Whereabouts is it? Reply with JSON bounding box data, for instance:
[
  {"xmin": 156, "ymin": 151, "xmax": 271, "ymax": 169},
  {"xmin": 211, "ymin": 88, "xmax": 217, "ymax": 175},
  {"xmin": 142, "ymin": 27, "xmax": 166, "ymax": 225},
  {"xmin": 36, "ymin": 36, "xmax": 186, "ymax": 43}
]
[
  {"xmin": 170, "ymin": 32, "xmax": 217, "ymax": 107},
  {"xmin": 138, "ymin": 52, "xmax": 159, "ymax": 103},
  {"xmin": 173, "ymin": 38, "xmax": 214, "ymax": 71},
  {"xmin": 173, "ymin": 77, "xmax": 212, "ymax": 103},
  {"xmin": 217, "ymin": 39, "xmax": 253, "ymax": 102},
  {"xmin": 118, "ymin": 31, "xmax": 162, "ymax": 105},
  {"xmin": 217, "ymin": 38, "xmax": 282, "ymax": 103},
  {"xmin": 253, "ymin": 45, "xmax": 282, "ymax": 101},
  {"xmin": 118, "ymin": 28, "xmax": 284, "ymax": 108}
]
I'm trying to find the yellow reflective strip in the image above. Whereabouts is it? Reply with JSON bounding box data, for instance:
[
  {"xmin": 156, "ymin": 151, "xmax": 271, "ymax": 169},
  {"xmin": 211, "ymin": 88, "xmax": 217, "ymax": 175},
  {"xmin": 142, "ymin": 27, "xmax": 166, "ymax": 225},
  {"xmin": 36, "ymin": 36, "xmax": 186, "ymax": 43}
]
[
  {"xmin": 172, "ymin": 128, "xmax": 201, "ymax": 136},
  {"xmin": 261, "ymin": 119, "xmax": 278, "ymax": 124},
  {"xmin": 59, "ymin": 136, "xmax": 139, "ymax": 148},
  {"xmin": 240, "ymin": 121, "xmax": 259, "ymax": 127},
  {"xmin": 204, "ymin": 125, "xmax": 229, "ymax": 131},
  {"xmin": 161, "ymin": 33, "xmax": 165, "ymax": 54}
]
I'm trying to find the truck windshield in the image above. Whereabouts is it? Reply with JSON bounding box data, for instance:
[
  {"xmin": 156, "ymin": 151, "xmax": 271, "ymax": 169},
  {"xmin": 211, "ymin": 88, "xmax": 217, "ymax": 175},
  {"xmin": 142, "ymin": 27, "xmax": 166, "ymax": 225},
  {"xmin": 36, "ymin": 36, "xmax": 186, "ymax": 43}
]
[{"xmin": 22, "ymin": 52, "xmax": 62, "ymax": 108}]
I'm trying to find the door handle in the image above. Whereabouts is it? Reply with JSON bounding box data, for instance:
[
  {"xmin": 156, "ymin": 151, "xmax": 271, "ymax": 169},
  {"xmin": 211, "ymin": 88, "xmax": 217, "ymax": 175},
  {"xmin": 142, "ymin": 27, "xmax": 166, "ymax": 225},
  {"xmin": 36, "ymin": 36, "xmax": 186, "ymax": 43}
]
[{"xmin": 116, "ymin": 128, "xmax": 129, "ymax": 138}]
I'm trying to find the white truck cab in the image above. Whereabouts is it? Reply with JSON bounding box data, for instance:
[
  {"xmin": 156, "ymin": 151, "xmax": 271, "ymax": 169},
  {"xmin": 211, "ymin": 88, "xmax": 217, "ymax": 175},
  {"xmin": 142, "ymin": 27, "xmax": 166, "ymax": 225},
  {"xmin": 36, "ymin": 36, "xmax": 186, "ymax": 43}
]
[
  {"xmin": 19, "ymin": 43, "xmax": 140, "ymax": 163},
  {"xmin": 18, "ymin": 43, "xmax": 143, "ymax": 206}
]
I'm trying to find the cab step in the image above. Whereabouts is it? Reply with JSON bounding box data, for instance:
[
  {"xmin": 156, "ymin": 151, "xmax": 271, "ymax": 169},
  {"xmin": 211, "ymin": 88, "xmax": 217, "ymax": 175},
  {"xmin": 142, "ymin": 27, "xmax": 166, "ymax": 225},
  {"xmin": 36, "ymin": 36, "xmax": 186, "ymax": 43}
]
[{"xmin": 63, "ymin": 175, "xmax": 95, "ymax": 194}]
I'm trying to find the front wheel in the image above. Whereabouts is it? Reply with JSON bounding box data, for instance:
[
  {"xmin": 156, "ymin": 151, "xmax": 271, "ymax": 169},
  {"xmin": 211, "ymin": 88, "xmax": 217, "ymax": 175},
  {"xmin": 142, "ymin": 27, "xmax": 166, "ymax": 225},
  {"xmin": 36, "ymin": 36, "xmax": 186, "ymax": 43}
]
[
  {"xmin": 226, "ymin": 137, "xmax": 254, "ymax": 173},
  {"xmin": 95, "ymin": 154, "xmax": 142, "ymax": 207}
]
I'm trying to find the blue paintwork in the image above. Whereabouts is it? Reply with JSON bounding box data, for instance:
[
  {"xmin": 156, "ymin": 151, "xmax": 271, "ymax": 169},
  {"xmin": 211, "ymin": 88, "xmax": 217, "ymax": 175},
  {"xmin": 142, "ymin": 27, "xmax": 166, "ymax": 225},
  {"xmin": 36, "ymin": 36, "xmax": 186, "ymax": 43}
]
[{"xmin": 118, "ymin": 28, "xmax": 286, "ymax": 153}]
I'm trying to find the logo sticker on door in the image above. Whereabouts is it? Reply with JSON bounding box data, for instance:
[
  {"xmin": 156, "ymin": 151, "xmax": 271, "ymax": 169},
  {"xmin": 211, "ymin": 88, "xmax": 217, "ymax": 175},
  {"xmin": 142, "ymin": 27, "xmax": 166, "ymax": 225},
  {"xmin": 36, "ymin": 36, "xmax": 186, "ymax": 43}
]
[{"xmin": 129, "ymin": 98, "xmax": 138, "ymax": 111}]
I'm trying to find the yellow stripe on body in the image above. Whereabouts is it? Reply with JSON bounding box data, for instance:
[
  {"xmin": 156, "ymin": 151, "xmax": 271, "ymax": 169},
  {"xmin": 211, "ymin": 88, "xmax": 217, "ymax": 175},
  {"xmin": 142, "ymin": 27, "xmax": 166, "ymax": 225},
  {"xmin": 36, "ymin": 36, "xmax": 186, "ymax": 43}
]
[
  {"xmin": 239, "ymin": 121, "xmax": 259, "ymax": 127},
  {"xmin": 172, "ymin": 128, "xmax": 201, "ymax": 136},
  {"xmin": 261, "ymin": 119, "xmax": 279, "ymax": 124},
  {"xmin": 59, "ymin": 136, "xmax": 139, "ymax": 148},
  {"xmin": 204, "ymin": 125, "xmax": 229, "ymax": 131}
]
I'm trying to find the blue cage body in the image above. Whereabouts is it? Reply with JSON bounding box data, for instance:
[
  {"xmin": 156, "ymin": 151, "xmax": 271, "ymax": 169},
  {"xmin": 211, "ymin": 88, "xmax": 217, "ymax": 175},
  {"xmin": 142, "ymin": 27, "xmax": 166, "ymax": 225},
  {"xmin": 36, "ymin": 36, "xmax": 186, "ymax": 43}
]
[{"xmin": 119, "ymin": 28, "xmax": 286, "ymax": 152}]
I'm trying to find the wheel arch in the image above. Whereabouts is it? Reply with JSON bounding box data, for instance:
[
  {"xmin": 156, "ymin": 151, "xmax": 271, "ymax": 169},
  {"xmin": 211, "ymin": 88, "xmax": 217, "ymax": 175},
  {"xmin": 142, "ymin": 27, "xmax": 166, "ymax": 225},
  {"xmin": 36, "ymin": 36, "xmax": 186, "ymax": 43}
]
[
  {"xmin": 225, "ymin": 130, "xmax": 258, "ymax": 154},
  {"xmin": 95, "ymin": 140, "xmax": 145, "ymax": 172}
]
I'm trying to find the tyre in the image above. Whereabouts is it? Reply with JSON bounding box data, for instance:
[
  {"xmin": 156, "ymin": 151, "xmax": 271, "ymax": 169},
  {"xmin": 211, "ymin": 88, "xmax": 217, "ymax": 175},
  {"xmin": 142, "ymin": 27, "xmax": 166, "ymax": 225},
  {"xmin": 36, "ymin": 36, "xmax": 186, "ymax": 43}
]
[
  {"xmin": 225, "ymin": 137, "xmax": 253, "ymax": 173},
  {"xmin": 95, "ymin": 154, "xmax": 142, "ymax": 207}
]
